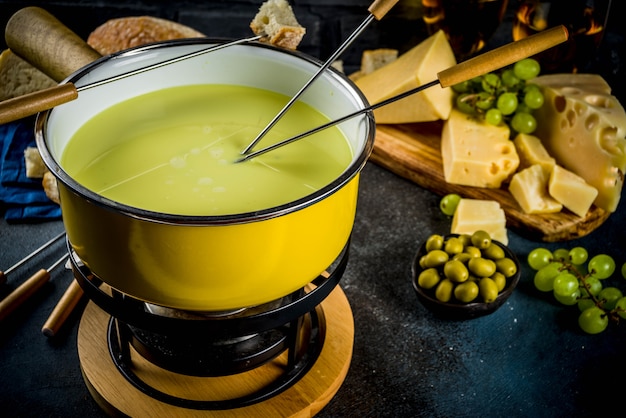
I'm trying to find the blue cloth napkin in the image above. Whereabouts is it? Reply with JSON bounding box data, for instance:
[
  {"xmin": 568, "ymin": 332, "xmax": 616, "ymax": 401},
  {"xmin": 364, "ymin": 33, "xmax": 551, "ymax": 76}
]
[{"xmin": 0, "ymin": 119, "xmax": 62, "ymax": 222}]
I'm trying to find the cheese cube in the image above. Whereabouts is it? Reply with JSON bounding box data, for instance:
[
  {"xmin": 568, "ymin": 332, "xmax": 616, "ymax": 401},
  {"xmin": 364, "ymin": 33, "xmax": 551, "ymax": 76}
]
[
  {"xmin": 451, "ymin": 199, "xmax": 508, "ymax": 245},
  {"xmin": 513, "ymin": 133, "xmax": 556, "ymax": 176},
  {"xmin": 441, "ymin": 109, "xmax": 519, "ymax": 188},
  {"xmin": 548, "ymin": 165, "xmax": 598, "ymax": 217},
  {"xmin": 509, "ymin": 164, "xmax": 563, "ymax": 214},
  {"xmin": 354, "ymin": 30, "xmax": 456, "ymax": 124},
  {"xmin": 533, "ymin": 74, "xmax": 626, "ymax": 212}
]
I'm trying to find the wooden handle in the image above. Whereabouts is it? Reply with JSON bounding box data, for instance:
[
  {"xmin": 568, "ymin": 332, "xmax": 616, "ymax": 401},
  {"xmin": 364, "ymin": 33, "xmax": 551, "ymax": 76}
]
[
  {"xmin": 5, "ymin": 6, "xmax": 101, "ymax": 82},
  {"xmin": 437, "ymin": 25, "xmax": 569, "ymax": 88},
  {"xmin": 41, "ymin": 279, "xmax": 83, "ymax": 337},
  {"xmin": 368, "ymin": 0, "xmax": 400, "ymax": 20},
  {"xmin": 0, "ymin": 269, "xmax": 50, "ymax": 322},
  {"xmin": 0, "ymin": 83, "xmax": 78, "ymax": 125}
]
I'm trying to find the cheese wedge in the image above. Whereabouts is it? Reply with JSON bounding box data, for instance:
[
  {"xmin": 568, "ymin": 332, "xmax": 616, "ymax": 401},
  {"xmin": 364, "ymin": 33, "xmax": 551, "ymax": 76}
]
[
  {"xmin": 451, "ymin": 199, "xmax": 508, "ymax": 245},
  {"xmin": 354, "ymin": 30, "xmax": 456, "ymax": 123},
  {"xmin": 509, "ymin": 164, "xmax": 562, "ymax": 214},
  {"xmin": 548, "ymin": 165, "xmax": 598, "ymax": 217},
  {"xmin": 441, "ymin": 109, "xmax": 519, "ymax": 188},
  {"xmin": 513, "ymin": 133, "xmax": 556, "ymax": 176},
  {"xmin": 532, "ymin": 74, "xmax": 626, "ymax": 212}
]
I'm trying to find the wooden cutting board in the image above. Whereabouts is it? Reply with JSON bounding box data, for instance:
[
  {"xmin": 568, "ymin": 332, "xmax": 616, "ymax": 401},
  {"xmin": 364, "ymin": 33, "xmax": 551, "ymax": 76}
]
[{"xmin": 369, "ymin": 121, "xmax": 610, "ymax": 243}]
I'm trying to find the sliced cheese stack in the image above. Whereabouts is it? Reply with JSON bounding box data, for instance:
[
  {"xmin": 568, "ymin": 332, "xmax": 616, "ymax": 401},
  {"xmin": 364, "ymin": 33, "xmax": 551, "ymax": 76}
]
[
  {"xmin": 532, "ymin": 74, "xmax": 626, "ymax": 212},
  {"xmin": 451, "ymin": 199, "xmax": 508, "ymax": 245},
  {"xmin": 354, "ymin": 30, "xmax": 456, "ymax": 124},
  {"xmin": 441, "ymin": 109, "xmax": 519, "ymax": 188}
]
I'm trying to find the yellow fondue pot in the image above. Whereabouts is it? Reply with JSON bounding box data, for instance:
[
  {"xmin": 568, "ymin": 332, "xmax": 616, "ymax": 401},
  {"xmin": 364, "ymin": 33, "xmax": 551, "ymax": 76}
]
[{"xmin": 36, "ymin": 39, "xmax": 375, "ymax": 311}]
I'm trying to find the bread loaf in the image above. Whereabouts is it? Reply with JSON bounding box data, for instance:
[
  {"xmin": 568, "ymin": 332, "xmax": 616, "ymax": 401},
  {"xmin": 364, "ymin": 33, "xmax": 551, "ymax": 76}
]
[
  {"xmin": 0, "ymin": 49, "xmax": 56, "ymax": 101},
  {"xmin": 250, "ymin": 0, "xmax": 305, "ymax": 50},
  {"xmin": 87, "ymin": 16, "xmax": 205, "ymax": 55}
]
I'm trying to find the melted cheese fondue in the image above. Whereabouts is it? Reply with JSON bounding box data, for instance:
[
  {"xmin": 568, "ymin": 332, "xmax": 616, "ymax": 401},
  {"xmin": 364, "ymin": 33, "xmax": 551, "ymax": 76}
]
[{"xmin": 61, "ymin": 85, "xmax": 353, "ymax": 215}]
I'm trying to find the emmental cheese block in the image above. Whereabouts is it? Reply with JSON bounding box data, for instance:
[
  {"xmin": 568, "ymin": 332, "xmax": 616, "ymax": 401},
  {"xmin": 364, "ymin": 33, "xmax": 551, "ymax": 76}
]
[
  {"xmin": 509, "ymin": 164, "xmax": 562, "ymax": 214},
  {"xmin": 513, "ymin": 133, "xmax": 555, "ymax": 176},
  {"xmin": 441, "ymin": 109, "xmax": 519, "ymax": 188},
  {"xmin": 532, "ymin": 74, "xmax": 626, "ymax": 212},
  {"xmin": 354, "ymin": 30, "xmax": 456, "ymax": 124},
  {"xmin": 451, "ymin": 199, "xmax": 508, "ymax": 245},
  {"xmin": 548, "ymin": 165, "xmax": 598, "ymax": 217}
]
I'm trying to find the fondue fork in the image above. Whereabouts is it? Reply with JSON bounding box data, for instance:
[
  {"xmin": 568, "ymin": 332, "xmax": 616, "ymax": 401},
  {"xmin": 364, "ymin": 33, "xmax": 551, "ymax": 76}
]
[
  {"xmin": 0, "ymin": 253, "xmax": 70, "ymax": 322},
  {"xmin": 0, "ymin": 231, "xmax": 65, "ymax": 285},
  {"xmin": 41, "ymin": 278, "xmax": 83, "ymax": 337},
  {"xmin": 236, "ymin": 25, "xmax": 569, "ymax": 163},
  {"xmin": 240, "ymin": 0, "xmax": 400, "ymax": 155}
]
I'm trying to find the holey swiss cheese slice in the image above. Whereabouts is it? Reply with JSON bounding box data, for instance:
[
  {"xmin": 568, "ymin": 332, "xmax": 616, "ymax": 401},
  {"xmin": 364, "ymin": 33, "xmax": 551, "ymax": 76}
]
[
  {"xmin": 532, "ymin": 74, "xmax": 626, "ymax": 212},
  {"xmin": 354, "ymin": 30, "xmax": 456, "ymax": 124}
]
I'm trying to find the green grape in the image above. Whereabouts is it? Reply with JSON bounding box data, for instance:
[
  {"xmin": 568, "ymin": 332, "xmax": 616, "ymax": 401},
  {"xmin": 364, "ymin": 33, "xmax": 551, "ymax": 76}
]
[
  {"xmin": 523, "ymin": 87, "xmax": 545, "ymax": 109},
  {"xmin": 481, "ymin": 73, "xmax": 501, "ymax": 94},
  {"xmin": 581, "ymin": 276, "xmax": 602, "ymax": 297},
  {"xmin": 552, "ymin": 248, "xmax": 569, "ymax": 262},
  {"xmin": 578, "ymin": 306, "xmax": 608, "ymax": 334},
  {"xmin": 485, "ymin": 108, "xmax": 503, "ymax": 125},
  {"xmin": 568, "ymin": 247, "xmax": 588, "ymax": 265},
  {"xmin": 615, "ymin": 297, "xmax": 626, "ymax": 319},
  {"xmin": 598, "ymin": 287, "xmax": 623, "ymax": 310},
  {"xmin": 511, "ymin": 112, "xmax": 537, "ymax": 134},
  {"xmin": 496, "ymin": 92, "xmax": 518, "ymax": 115},
  {"xmin": 554, "ymin": 288, "xmax": 580, "ymax": 306},
  {"xmin": 452, "ymin": 80, "xmax": 471, "ymax": 93},
  {"xmin": 440, "ymin": 193, "xmax": 461, "ymax": 216},
  {"xmin": 501, "ymin": 68, "xmax": 521, "ymax": 88},
  {"xmin": 456, "ymin": 93, "xmax": 476, "ymax": 115},
  {"xmin": 475, "ymin": 91, "xmax": 495, "ymax": 110},
  {"xmin": 588, "ymin": 254, "xmax": 616, "ymax": 279},
  {"xmin": 577, "ymin": 298, "xmax": 595, "ymax": 312},
  {"xmin": 622, "ymin": 262, "xmax": 626, "ymax": 279},
  {"xmin": 513, "ymin": 58, "xmax": 541, "ymax": 80},
  {"xmin": 533, "ymin": 262, "xmax": 562, "ymax": 292},
  {"xmin": 527, "ymin": 247, "xmax": 553, "ymax": 270},
  {"xmin": 553, "ymin": 272, "xmax": 579, "ymax": 297}
]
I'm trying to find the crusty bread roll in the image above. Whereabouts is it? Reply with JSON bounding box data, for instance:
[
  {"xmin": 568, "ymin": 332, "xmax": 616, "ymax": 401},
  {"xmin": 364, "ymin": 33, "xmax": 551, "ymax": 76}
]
[
  {"xmin": 87, "ymin": 16, "xmax": 205, "ymax": 55},
  {"xmin": 250, "ymin": 0, "xmax": 305, "ymax": 50},
  {"xmin": 349, "ymin": 48, "xmax": 399, "ymax": 81},
  {"xmin": 0, "ymin": 49, "xmax": 56, "ymax": 101},
  {"xmin": 42, "ymin": 171, "xmax": 60, "ymax": 204}
]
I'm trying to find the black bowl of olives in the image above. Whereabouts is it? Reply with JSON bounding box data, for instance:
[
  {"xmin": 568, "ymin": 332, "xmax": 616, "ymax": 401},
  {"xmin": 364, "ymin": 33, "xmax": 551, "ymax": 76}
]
[{"xmin": 411, "ymin": 231, "xmax": 520, "ymax": 320}]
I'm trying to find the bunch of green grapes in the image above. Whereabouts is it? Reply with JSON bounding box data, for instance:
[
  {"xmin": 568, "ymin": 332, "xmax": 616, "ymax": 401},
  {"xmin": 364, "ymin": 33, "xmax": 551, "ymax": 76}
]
[
  {"xmin": 452, "ymin": 58, "xmax": 544, "ymax": 135},
  {"xmin": 528, "ymin": 247, "xmax": 626, "ymax": 334}
]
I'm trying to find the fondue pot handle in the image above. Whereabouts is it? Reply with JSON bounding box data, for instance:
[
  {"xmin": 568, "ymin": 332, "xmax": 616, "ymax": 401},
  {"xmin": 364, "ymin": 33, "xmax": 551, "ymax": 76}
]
[
  {"xmin": 5, "ymin": 6, "xmax": 101, "ymax": 82},
  {"xmin": 368, "ymin": 0, "xmax": 400, "ymax": 20},
  {"xmin": 0, "ymin": 7, "xmax": 101, "ymax": 123}
]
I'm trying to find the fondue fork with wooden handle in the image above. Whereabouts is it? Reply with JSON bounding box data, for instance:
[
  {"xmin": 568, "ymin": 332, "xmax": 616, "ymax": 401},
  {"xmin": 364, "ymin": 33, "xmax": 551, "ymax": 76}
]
[
  {"xmin": 240, "ymin": 0, "xmax": 400, "ymax": 155},
  {"xmin": 236, "ymin": 25, "xmax": 569, "ymax": 162},
  {"xmin": 0, "ymin": 231, "xmax": 65, "ymax": 285},
  {"xmin": 0, "ymin": 6, "xmax": 262, "ymax": 125}
]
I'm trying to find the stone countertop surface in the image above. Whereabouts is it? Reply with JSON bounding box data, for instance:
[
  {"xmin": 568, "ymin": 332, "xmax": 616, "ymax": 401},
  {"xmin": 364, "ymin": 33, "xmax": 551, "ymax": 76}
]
[{"xmin": 1, "ymin": 161, "xmax": 625, "ymax": 417}]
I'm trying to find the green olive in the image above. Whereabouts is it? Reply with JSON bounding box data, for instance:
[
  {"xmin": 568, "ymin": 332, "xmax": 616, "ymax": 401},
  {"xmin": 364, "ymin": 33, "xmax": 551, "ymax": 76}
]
[
  {"xmin": 425, "ymin": 234, "xmax": 444, "ymax": 252},
  {"xmin": 491, "ymin": 272, "xmax": 507, "ymax": 291},
  {"xmin": 468, "ymin": 257, "xmax": 497, "ymax": 277},
  {"xmin": 423, "ymin": 249, "xmax": 449, "ymax": 268},
  {"xmin": 471, "ymin": 230, "xmax": 492, "ymax": 249},
  {"xmin": 444, "ymin": 237, "xmax": 464, "ymax": 255},
  {"xmin": 482, "ymin": 243, "xmax": 505, "ymax": 260},
  {"xmin": 418, "ymin": 268, "xmax": 441, "ymax": 289},
  {"xmin": 452, "ymin": 252, "xmax": 472, "ymax": 264},
  {"xmin": 457, "ymin": 234, "xmax": 472, "ymax": 248},
  {"xmin": 465, "ymin": 246, "xmax": 482, "ymax": 258},
  {"xmin": 495, "ymin": 257, "xmax": 518, "ymax": 278},
  {"xmin": 454, "ymin": 280, "xmax": 479, "ymax": 303},
  {"xmin": 443, "ymin": 259, "xmax": 469, "ymax": 283},
  {"xmin": 435, "ymin": 279, "xmax": 454, "ymax": 303},
  {"xmin": 479, "ymin": 277, "xmax": 499, "ymax": 303},
  {"xmin": 419, "ymin": 255, "xmax": 428, "ymax": 269}
]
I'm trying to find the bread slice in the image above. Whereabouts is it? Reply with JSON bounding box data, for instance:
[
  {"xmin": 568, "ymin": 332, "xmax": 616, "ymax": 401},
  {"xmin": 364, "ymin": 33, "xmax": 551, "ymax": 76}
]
[
  {"xmin": 250, "ymin": 0, "xmax": 306, "ymax": 50},
  {"xmin": 0, "ymin": 49, "xmax": 56, "ymax": 101},
  {"xmin": 87, "ymin": 16, "xmax": 205, "ymax": 55}
]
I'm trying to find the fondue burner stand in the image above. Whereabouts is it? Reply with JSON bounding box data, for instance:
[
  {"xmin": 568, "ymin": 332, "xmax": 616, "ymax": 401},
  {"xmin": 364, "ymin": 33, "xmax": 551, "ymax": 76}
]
[{"xmin": 69, "ymin": 240, "xmax": 355, "ymax": 417}]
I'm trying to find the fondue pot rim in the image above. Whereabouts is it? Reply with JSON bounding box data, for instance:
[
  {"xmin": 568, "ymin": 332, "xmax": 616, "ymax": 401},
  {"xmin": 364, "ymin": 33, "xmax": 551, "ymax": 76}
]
[{"xmin": 35, "ymin": 38, "xmax": 375, "ymax": 226}]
